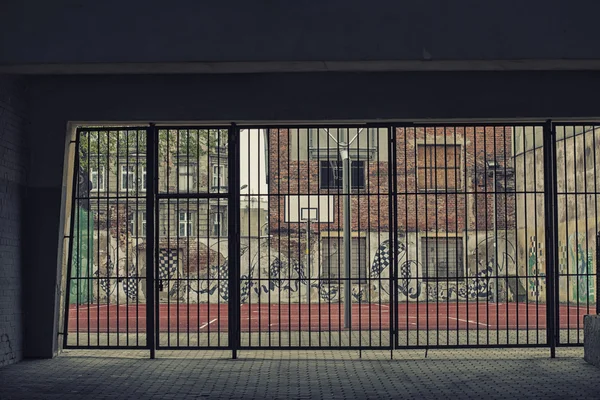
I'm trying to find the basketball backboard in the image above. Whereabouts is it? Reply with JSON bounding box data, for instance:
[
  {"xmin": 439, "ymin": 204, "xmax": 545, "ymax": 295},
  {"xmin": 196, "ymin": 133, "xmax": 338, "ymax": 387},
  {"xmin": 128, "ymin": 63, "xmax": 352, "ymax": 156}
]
[{"xmin": 285, "ymin": 195, "xmax": 334, "ymax": 223}]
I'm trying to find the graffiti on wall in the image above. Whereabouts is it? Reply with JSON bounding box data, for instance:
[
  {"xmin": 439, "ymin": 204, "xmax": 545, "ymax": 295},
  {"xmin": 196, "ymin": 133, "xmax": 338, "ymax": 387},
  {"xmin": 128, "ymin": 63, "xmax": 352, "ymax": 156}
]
[
  {"xmin": 370, "ymin": 239, "xmax": 495, "ymax": 302},
  {"xmin": 527, "ymin": 236, "xmax": 545, "ymax": 299},
  {"xmin": 567, "ymin": 233, "xmax": 595, "ymax": 303},
  {"xmin": 369, "ymin": 234, "xmax": 516, "ymax": 302},
  {"xmin": 90, "ymin": 231, "xmax": 522, "ymax": 304}
]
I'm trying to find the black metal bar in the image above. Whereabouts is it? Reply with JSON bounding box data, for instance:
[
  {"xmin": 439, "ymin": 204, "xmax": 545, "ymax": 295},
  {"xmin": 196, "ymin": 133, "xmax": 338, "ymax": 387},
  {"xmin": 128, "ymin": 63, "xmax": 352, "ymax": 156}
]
[
  {"xmin": 582, "ymin": 125, "xmax": 591, "ymax": 332},
  {"xmin": 277, "ymin": 128, "xmax": 283, "ymax": 348},
  {"xmin": 306, "ymin": 127, "xmax": 311, "ymax": 348},
  {"xmin": 175, "ymin": 130, "xmax": 181, "ymax": 348},
  {"xmin": 387, "ymin": 126, "xmax": 393, "ymax": 348},
  {"xmin": 116, "ymin": 130, "xmax": 122, "ymax": 347},
  {"xmin": 389, "ymin": 125, "xmax": 397, "ymax": 351},
  {"xmin": 543, "ymin": 120, "xmax": 558, "ymax": 358},
  {"xmin": 146, "ymin": 124, "xmax": 157, "ymax": 358},
  {"xmin": 594, "ymin": 126, "xmax": 600, "ymax": 317},
  {"xmin": 597, "ymin": 231, "xmax": 600, "ymax": 315},
  {"xmin": 228, "ymin": 123, "xmax": 241, "ymax": 358},
  {"xmin": 288, "ymin": 128, "xmax": 293, "ymax": 349},
  {"xmin": 316, "ymin": 128, "xmax": 323, "ymax": 347},
  {"xmin": 71, "ymin": 190, "xmax": 564, "ymax": 198},
  {"xmin": 573, "ymin": 125, "xmax": 582, "ymax": 343},
  {"xmin": 154, "ymin": 131, "xmax": 162, "ymax": 350}
]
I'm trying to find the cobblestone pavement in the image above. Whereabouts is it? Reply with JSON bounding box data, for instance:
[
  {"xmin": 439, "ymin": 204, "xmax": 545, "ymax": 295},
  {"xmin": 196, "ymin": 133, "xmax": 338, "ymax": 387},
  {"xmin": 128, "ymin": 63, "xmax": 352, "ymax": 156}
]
[{"xmin": 1, "ymin": 348, "xmax": 599, "ymax": 399}]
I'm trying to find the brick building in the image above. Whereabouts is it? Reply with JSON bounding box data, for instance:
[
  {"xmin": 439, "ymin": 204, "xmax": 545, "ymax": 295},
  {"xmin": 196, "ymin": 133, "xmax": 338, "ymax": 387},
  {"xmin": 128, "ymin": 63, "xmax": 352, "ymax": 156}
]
[{"xmin": 268, "ymin": 126, "xmax": 517, "ymax": 291}]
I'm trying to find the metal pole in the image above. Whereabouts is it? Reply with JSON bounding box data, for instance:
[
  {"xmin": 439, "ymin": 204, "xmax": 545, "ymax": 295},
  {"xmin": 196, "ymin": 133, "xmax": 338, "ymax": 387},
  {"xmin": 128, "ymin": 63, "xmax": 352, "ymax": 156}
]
[{"xmin": 341, "ymin": 148, "xmax": 352, "ymax": 329}]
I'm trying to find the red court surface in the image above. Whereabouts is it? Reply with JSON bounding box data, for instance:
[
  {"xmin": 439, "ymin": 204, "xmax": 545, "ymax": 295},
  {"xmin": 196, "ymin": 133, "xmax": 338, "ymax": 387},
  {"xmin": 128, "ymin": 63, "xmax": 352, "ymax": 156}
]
[{"xmin": 68, "ymin": 302, "xmax": 593, "ymax": 333}]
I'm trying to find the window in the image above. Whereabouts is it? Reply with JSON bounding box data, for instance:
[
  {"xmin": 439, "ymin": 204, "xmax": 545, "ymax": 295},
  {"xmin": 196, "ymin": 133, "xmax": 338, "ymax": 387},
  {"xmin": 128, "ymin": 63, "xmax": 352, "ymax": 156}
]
[
  {"xmin": 127, "ymin": 212, "xmax": 146, "ymax": 237},
  {"xmin": 141, "ymin": 166, "xmax": 147, "ymax": 192},
  {"xmin": 90, "ymin": 166, "xmax": 105, "ymax": 192},
  {"xmin": 178, "ymin": 165, "xmax": 194, "ymax": 192},
  {"xmin": 417, "ymin": 145, "xmax": 461, "ymax": 190},
  {"xmin": 128, "ymin": 214, "xmax": 135, "ymax": 236},
  {"xmin": 211, "ymin": 130, "xmax": 228, "ymax": 148},
  {"xmin": 212, "ymin": 165, "xmax": 227, "ymax": 189},
  {"xmin": 198, "ymin": 210, "xmax": 209, "ymax": 237},
  {"xmin": 179, "ymin": 212, "xmax": 194, "ymax": 237},
  {"xmin": 321, "ymin": 237, "xmax": 367, "ymax": 283},
  {"xmin": 120, "ymin": 165, "xmax": 136, "ymax": 191},
  {"xmin": 211, "ymin": 211, "xmax": 226, "ymax": 237},
  {"xmin": 140, "ymin": 213, "xmax": 146, "ymax": 237},
  {"xmin": 319, "ymin": 161, "xmax": 365, "ymax": 190},
  {"xmin": 421, "ymin": 237, "xmax": 464, "ymax": 279}
]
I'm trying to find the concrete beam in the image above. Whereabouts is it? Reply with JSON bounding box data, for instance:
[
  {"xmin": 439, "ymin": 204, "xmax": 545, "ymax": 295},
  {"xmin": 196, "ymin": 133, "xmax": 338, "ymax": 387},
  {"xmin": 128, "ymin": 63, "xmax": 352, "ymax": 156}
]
[{"xmin": 4, "ymin": 60, "xmax": 600, "ymax": 75}]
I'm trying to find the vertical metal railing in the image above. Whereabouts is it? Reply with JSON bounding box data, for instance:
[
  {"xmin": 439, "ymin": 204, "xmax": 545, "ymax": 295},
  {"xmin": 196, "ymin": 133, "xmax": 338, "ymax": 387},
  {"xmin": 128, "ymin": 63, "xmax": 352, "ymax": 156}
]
[
  {"xmin": 553, "ymin": 123, "xmax": 600, "ymax": 346},
  {"xmin": 63, "ymin": 120, "xmax": 600, "ymax": 354},
  {"xmin": 64, "ymin": 127, "xmax": 149, "ymax": 349}
]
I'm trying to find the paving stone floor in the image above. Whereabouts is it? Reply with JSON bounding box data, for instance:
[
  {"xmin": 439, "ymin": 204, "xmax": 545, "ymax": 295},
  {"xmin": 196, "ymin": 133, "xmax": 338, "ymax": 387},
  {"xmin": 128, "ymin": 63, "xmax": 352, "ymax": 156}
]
[{"xmin": 1, "ymin": 348, "xmax": 599, "ymax": 399}]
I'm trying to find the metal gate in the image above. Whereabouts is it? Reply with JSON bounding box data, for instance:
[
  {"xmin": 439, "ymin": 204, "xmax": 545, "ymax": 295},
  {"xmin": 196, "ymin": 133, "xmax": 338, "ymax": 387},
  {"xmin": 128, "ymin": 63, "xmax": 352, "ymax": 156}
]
[
  {"xmin": 236, "ymin": 126, "xmax": 393, "ymax": 350},
  {"xmin": 392, "ymin": 123, "xmax": 550, "ymax": 349},
  {"xmin": 63, "ymin": 122, "xmax": 598, "ymax": 356}
]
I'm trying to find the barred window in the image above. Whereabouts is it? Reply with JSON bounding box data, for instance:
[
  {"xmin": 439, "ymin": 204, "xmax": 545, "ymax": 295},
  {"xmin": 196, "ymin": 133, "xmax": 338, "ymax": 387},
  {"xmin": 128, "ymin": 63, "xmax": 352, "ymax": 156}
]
[
  {"xmin": 319, "ymin": 161, "xmax": 366, "ymax": 190},
  {"xmin": 417, "ymin": 145, "xmax": 461, "ymax": 190},
  {"xmin": 421, "ymin": 237, "xmax": 464, "ymax": 279}
]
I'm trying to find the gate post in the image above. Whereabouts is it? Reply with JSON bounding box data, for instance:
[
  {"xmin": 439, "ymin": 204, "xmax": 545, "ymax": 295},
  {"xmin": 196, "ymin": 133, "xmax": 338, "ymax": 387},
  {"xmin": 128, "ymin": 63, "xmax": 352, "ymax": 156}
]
[
  {"xmin": 146, "ymin": 124, "xmax": 157, "ymax": 359},
  {"xmin": 228, "ymin": 124, "xmax": 241, "ymax": 359},
  {"xmin": 388, "ymin": 125, "xmax": 398, "ymax": 352},
  {"xmin": 542, "ymin": 120, "xmax": 559, "ymax": 357}
]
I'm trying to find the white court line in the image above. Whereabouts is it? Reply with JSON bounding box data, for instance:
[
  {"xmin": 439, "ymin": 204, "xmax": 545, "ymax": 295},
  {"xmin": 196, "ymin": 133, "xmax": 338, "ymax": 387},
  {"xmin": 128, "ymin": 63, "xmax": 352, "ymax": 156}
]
[
  {"xmin": 74, "ymin": 305, "xmax": 110, "ymax": 309},
  {"xmin": 448, "ymin": 316, "xmax": 489, "ymax": 327},
  {"xmin": 372, "ymin": 304, "xmax": 389, "ymax": 308},
  {"xmin": 199, "ymin": 318, "xmax": 217, "ymax": 330}
]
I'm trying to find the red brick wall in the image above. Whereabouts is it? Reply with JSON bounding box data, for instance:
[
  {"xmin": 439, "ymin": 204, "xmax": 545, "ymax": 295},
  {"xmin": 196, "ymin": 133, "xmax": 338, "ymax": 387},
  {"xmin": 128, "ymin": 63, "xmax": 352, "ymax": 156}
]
[{"xmin": 269, "ymin": 127, "xmax": 516, "ymax": 235}]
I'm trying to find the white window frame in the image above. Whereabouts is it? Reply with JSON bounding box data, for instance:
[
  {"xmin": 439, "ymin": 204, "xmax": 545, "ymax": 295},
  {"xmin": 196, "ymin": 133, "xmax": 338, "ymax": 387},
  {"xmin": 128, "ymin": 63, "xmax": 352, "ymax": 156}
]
[
  {"xmin": 179, "ymin": 211, "xmax": 193, "ymax": 237},
  {"xmin": 212, "ymin": 211, "xmax": 224, "ymax": 237},
  {"xmin": 141, "ymin": 166, "xmax": 147, "ymax": 192},
  {"xmin": 120, "ymin": 165, "xmax": 136, "ymax": 192},
  {"xmin": 128, "ymin": 214, "xmax": 135, "ymax": 236},
  {"xmin": 90, "ymin": 165, "xmax": 106, "ymax": 192},
  {"xmin": 212, "ymin": 164, "xmax": 226, "ymax": 189},
  {"xmin": 136, "ymin": 212, "xmax": 146, "ymax": 238},
  {"xmin": 177, "ymin": 164, "xmax": 196, "ymax": 192}
]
